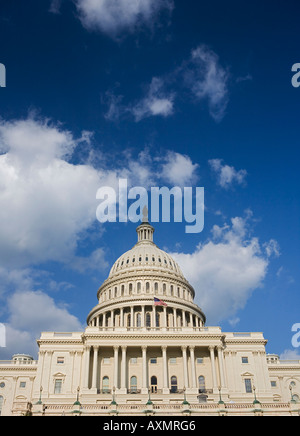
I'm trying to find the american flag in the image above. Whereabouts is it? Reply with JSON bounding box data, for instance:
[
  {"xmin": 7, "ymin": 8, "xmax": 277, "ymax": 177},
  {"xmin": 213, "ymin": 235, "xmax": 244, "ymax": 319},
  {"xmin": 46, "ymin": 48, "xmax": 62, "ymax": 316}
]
[{"xmin": 154, "ymin": 297, "xmax": 167, "ymax": 307}]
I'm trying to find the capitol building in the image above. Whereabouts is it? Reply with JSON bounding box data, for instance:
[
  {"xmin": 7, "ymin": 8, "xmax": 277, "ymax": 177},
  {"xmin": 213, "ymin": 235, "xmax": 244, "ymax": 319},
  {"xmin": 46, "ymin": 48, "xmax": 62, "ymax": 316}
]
[{"xmin": 0, "ymin": 220, "xmax": 300, "ymax": 416}]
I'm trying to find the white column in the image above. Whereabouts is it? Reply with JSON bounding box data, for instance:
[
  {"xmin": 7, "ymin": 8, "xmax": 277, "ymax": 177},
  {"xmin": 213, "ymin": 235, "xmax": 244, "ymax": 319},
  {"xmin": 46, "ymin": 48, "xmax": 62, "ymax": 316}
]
[
  {"xmin": 163, "ymin": 306, "xmax": 167, "ymax": 329},
  {"xmin": 141, "ymin": 305, "xmax": 145, "ymax": 328},
  {"xmin": 182, "ymin": 311, "xmax": 186, "ymax": 328},
  {"xmin": 142, "ymin": 346, "xmax": 148, "ymax": 394},
  {"xmin": 120, "ymin": 308, "xmax": 124, "ymax": 328},
  {"xmin": 217, "ymin": 346, "xmax": 226, "ymax": 388},
  {"xmin": 182, "ymin": 346, "xmax": 189, "ymax": 389},
  {"xmin": 114, "ymin": 346, "xmax": 119, "ymax": 389},
  {"xmin": 173, "ymin": 308, "xmax": 177, "ymax": 328},
  {"xmin": 190, "ymin": 346, "xmax": 197, "ymax": 389},
  {"xmin": 83, "ymin": 346, "xmax": 91, "ymax": 389},
  {"xmin": 209, "ymin": 346, "xmax": 218, "ymax": 391},
  {"xmin": 121, "ymin": 346, "xmax": 127, "ymax": 391},
  {"xmin": 130, "ymin": 306, "xmax": 134, "ymax": 328},
  {"xmin": 92, "ymin": 346, "xmax": 99, "ymax": 390},
  {"xmin": 162, "ymin": 346, "xmax": 169, "ymax": 392}
]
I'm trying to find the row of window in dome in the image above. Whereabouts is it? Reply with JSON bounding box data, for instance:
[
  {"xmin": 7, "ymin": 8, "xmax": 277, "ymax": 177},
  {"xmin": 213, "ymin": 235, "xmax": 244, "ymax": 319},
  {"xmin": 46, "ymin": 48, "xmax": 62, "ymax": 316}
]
[
  {"xmin": 99, "ymin": 281, "xmax": 193, "ymax": 303},
  {"xmin": 90, "ymin": 307, "xmax": 203, "ymax": 329},
  {"xmin": 112, "ymin": 254, "xmax": 180, "ymax": 273}
]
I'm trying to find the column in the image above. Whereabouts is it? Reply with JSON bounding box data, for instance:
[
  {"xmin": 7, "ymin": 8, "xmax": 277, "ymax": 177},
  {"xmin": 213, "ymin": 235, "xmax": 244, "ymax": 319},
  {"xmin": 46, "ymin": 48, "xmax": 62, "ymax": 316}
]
[
  {"xmin": 209, "ymin": 346, "xmax": 218, "ymax": 391},
  {"xmin": 173, "ymin": 308, "xmax": 177, "ymax": 328},
  {"xmin": 120, "ymin": 308, "xmax": 124, "ymax": 328},
  {"xmin": 103, "ymin": 312, "xmax": 106, "ymax": 329},
  {"xmin": 121, "ymin": 346, "xmax": 127, "ymax": 392},
  {"xmin": 142, "ymin": 346, "xmax": 148, "ymax": 394},
  {"xmin": 92, "ymin": 346, "xmax": 99, "ymax": 390},
  {"xmin": 190, "ymin": 346, "xmax": 197, "ymax": 389},
  {"xmin": 182, "ymin": 346, "xmax": 189, "ymax": 389},
  {"xmin": 182, "ymin": 311, "xmax": 186, "ymax": 328},
  {"xmin": 114, "ymin": 346, "xmax": 119, "ymax": 389},
  {"xmin": 217, "ymin": 346, "xmax": 226, "ymax": 388},
  {"xmin": 131, "ymin": 306, "xmax": 134, "ymax": 328},
  {"xmin": 83, "ymin": 346, "xmax": 91, "ymax": 389},
  {"xmin": 141, "ymin": 305, "xmax": 145, "ymax": 328},
  {"xmin": 163, "ymin": 306, "xmax": 167, "ymax": 329},
  {"xmin": 152, "ymin": 306, "xmax": 156, "ymax": 328},
  {"xmin": 162, "ymin": 346, "xmax": 169, "ymax": 393}
]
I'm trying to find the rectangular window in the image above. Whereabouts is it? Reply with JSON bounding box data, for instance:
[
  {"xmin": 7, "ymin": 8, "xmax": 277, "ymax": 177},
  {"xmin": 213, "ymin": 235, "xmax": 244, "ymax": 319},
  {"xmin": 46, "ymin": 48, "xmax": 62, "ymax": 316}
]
[
  {"xmin": 245, "ymin": 379, "xmax": 252, "ymax": 393},
  {"xmin": 54, "ymin": 379, "xmax": 62, "ymax": 394},
  {"xmin": 242, "ymin": 357, "xmax": 249, "ymax": 364},
  {"xmin": 271, "ymin": 381, "xmax": 277, "ymax": 388},
  {"xmin": 196, "ymin": 358, "xmax": 204, "ymax": 364},
  {"xmin": 169, "ymin": 358, "xmax": 177, "ymax": 364},
  {"xmin": 130, "ymin": 357, "xmax": 137, "ymax": 364},
  {"xmin": 150, "ymin": 358, "xmax": 157, "ymax": 364},
  {"xmin": 57, "ymin": 357, "xmax": 64, "ymax": 364},
  {"xmin": 19, "ymin": 382, "xmax": 26, "ymax": 388},
  {"xmin": 103, "ymin": 358, "xmax": 110, "ymax": 364}
]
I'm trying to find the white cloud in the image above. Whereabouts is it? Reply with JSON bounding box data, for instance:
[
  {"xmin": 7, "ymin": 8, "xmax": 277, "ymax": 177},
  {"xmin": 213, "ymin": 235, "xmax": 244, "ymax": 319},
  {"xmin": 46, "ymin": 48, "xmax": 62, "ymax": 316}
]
[
  {"xmin": 49, "ymin": 0, "xmax": 62, "ymax": 14},
  {"xmin": 75, "ymin": 0, "xmax": 174, "ymax": 36},
  {"xmin": 171, "ymin": 212, "xmax": 278, "ymax": 324},
  {"xmin": 130, "ymin": 77, "xmax": 175, "ymax": 122},
  {"xmin": 183, "ymin": 45, "xmax": 230, "ymax": 122},
  {"xmin": 159, "ymin": 151, "xmax": 199, "ymax": 186},
  {"xmin": 0, "ymin": 117, "xmax": 106, "ymax": 268},
  {"xmin": 0, "ymin": 290, "xmax": 83, "ymax": 359},
  {"xmin": 209, "ymin": 158, "xmax": 247, "ymax": 189},
  {"xmin": 280, "ymin": 349, "xmax": 300, "ymax": 360},
  {"xmin": 0, "ymin": 115, "xmax": 200, "ymax": 270}
]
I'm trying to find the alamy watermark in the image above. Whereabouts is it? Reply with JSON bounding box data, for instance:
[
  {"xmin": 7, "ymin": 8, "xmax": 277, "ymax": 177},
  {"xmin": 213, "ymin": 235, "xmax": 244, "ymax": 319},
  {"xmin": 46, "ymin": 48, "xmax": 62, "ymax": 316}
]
[
  {"xmin": 0, "ymin": 323, "xmax": 6, "ymax": 348},
  {"xmin": 0, "ymin": 63, "xmax": 6, "ymax": 88},
  {"xmin": 292, "ymin": 323, "xmax": 300, "ymax": 348},
  {"xmin": 96, "ymin": 179, "xmax": 204, "ymax": 234}
]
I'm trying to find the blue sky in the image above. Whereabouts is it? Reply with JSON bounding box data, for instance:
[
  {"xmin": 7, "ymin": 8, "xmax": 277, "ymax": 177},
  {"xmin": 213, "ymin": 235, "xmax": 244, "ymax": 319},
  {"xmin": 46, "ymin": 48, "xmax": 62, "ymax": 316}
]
[{"xmin": 0, "ymin": 0, "xmax": 299, "ymax": 359}]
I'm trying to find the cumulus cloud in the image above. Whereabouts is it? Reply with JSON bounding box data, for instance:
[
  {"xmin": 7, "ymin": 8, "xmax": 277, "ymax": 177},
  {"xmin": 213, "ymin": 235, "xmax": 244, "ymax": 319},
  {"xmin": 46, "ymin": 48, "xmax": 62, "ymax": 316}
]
[
  {"xmin": 0, "ymin": 115, "xmax": 200, "ymax": 270},
  {"xmin": 209, "ymin": 158, "xmax": 247, "ymax": 189},
  {"xmin": 0, "ymin": 117, "xmax": 105, "ymax": 268},
  {"xmin": 0, "ymin": 290, "xmax": 83, "ymax": 359},
  {"xmin": 171, "ymin": 212, "xmax": 279, "ymax": 324},
  {"xmin": 75, "ymin": 0, "xmax": 174, "ymax": 36}
]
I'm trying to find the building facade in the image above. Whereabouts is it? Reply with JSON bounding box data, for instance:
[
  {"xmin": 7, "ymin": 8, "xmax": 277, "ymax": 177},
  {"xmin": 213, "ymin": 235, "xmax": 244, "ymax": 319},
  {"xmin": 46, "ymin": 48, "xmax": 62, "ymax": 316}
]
[{"xmin": 0, "ymin": 221, "xmax": 299, "ymax": 416}]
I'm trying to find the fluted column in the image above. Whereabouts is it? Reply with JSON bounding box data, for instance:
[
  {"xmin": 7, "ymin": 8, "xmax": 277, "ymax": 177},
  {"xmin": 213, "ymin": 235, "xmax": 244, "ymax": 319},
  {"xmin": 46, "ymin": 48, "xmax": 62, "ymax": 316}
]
[
  {"xmin": 121, "ymin": 346, "xmax": 127, "ymax": 392},
  {"xmin": 120, "ymin": 308, "xmax": 124, "ymax": 327},
  {"xmin": 182, "ymin": 346, "xmax": 189, "ymax": 389},
  {"xmin": 114, "ymin": 346, "xmax": 119, "ymax": 389},
  {"xmin": 142, "ymin": 346, "xmax": 148, "ymax": 394},
  {"xmin": 83, "ymin": 346, "xmax": 91, "ymax": 389},
  {"xmin": 190, "ymin": 346, "xmax": 197, "ymax": 389},
  {"xmin": 141, "ymin": 305, "xmax": 145, "ymax": 328},
  {"xmin": 92, "ymin": 346, "xmax": 99, "ymax": 390},
  {"xmin": 217, "ymin": 346, "xmax": 226, "ymax": 388},
  {"xmin": 209, "ymin": 346, "xmax": 218, "ymax": 391},
  {"xmin": 162, "ymin": 346, "xmax": 169, "ymax": 392}
]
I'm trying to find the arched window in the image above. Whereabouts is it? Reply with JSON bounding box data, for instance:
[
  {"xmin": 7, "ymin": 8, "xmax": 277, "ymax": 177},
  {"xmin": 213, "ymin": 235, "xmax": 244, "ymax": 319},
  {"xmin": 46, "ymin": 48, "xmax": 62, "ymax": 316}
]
[
  {"xmin": 127, "ymin": 314, "xmax": 131, "ymax": 328},
  {"xmin": 0, "ymin": 396, "xmax": 3, "ymax": 416},
  {"xmin": 151, "ymin": 376, "xmax": 158, "ymax": 393},
  {"xmin": 121, "ymin": 285, "xmax": 124, "ymax": 296},
  {"xmin": 136, "ymin": 313, "xmax": 142, "ymax": 328},
  {"xmin": 146, "ymin": 282, "xmax": 150, "ymax": 293},
  {"xmin": 170, "ymin": 376, "xmax": 178, "ymax": 393},
  {"xmin": 198, "ymin": 376, "xmax": 206, "ymax": 393},
  {"xmin": 130, "ymin": 376, "xmax": 137, "ymax": 393},
  {"xmin": 154, "ymin": 282, "xmax": 158, "ymax": 292},
  {"xmin": 102, "ymin": 376, "xmax": 110, "ymax": 393},
  {"xmin": 137, "ymin": 282, "xmax": 141, "ymax": 293},
  {"xmin": 114, "ymin": 287, "xmax": 117, "ymax": 298},
  {"xmin": 129, "ymin": 283, "xmax": 133, "ymax": 295},
  {"xmin": 163, "ymin": 283, "xmax": 166, "ymax": 295},
  {"xmin": 170, "ymin": 285, "xmax": 174, "ymax": 296},
  {"xmin": 146, "ymin": 312, "xmax": 151, "ymax": 328}
]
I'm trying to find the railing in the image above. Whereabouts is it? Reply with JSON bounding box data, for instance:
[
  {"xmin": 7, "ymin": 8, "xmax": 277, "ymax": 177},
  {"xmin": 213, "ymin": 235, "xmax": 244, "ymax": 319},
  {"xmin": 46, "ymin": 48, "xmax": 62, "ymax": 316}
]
[
  {"xmin": 127, "ymin": 389, "xmax": 142, "ymax": 394},
  {"xmin": 0, "ymin": 360, "xmax": 38, "ymax": 366}
]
